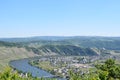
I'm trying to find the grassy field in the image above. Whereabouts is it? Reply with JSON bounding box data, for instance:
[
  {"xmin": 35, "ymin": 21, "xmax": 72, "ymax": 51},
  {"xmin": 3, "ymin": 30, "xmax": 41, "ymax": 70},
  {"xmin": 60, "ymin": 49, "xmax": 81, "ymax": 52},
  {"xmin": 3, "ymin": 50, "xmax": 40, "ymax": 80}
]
[
  {"xmin": 0, "ymin": 47, "xmax": 38, "ymax": 71},
  {"xmin": 31, "ymin": 61, "xmax": 57, "ymax": 72}
]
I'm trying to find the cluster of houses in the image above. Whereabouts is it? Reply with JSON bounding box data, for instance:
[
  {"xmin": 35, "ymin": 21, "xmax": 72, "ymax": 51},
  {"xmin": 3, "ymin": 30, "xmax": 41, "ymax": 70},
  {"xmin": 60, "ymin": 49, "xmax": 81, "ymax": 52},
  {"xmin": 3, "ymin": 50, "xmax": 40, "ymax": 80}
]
[
  {"xmin": 37, "ymin": 55, "xmax": 119, "ymax": 78},
  {"xmin": 37, "ymin": 56, "xmax": 93, "ymax": 77}
]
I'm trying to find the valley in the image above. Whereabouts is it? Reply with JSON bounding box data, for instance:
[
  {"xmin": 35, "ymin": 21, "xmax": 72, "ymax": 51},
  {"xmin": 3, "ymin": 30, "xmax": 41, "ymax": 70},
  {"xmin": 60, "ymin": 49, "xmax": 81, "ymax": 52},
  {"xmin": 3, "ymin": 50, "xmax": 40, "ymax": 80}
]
[
  {"xmin": 29, "ymin": 54, "xmax": 120, "ymax": 78},
  {"xmin": 0, "ymin": 36, "xmax": 120, "ymax": 79}
]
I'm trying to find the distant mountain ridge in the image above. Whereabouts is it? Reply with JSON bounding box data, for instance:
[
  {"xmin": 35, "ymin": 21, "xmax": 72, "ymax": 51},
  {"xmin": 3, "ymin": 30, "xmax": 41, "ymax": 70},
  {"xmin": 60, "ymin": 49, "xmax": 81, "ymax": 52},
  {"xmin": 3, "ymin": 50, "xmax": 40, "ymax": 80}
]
[
  {"xmin": 1, "ymin": 36, "xmax": 120, "ymax": 50},
  {"xmin": 0, "ymin": 36, "xmax": 72, "ymax": 42},
  {"xmin": 0, "ymin": 36, "xmax": 120, "ymax": 42}
]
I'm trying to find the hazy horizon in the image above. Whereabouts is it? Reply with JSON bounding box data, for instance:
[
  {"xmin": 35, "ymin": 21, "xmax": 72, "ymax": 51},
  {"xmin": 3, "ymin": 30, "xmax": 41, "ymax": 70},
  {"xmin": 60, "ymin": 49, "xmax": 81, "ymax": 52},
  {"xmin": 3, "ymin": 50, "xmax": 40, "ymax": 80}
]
[
  {"xmin": 0, "ymin": 0, "xmax": 120, "ymax": 38},
  {"xmin": 1, "ymin": 35, "xmax": 120, "ymax": 39}
]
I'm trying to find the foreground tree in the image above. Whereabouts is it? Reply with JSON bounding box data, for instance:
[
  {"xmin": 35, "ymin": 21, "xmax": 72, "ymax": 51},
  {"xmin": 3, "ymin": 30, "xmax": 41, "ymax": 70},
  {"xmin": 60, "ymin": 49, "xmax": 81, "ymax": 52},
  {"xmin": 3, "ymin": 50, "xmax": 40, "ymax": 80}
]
[
  {"xmin": 0, "ymin": 67, "xmax": 56, "ymax": 80},
  {"xmin": 96, "ymin": 59, "xmax": 120, "ymax": 80},
  {"xmin": 69, "ymin": 59, "xmax": 120, "ymax": 80}
]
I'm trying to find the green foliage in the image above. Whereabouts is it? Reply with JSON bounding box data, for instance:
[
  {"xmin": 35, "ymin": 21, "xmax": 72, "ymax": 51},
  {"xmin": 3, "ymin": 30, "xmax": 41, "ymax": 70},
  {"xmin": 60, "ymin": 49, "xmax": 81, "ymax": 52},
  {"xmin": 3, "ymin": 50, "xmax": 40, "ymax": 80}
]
[
  {"xmin": 69, "ymin": 71, "xmax": 82, "ymax": 80},
  {"xmin": 96, "ymin": 59, "xmax": 120, "ymax": 80},
  {"xmin": 0, "ymin": 67, "xmax": 56, "ymax": 80},
  {"xmin": 0, "ymin": 41, "xmax": 19, "ymax": 47},
  {"xmin": 69, "ymin": 70, "xmax": 100, "ymax": 80},
  {"xmin": 98, "ymin": 71, "xmax": 108, "ymax": 80},
  {"xmin": 69, "ymin": 59, "xmax": 120, "ymax": 80},
  {"xmin": 0, "ymin": 67, "xmax": 20, "ymax": 80}
]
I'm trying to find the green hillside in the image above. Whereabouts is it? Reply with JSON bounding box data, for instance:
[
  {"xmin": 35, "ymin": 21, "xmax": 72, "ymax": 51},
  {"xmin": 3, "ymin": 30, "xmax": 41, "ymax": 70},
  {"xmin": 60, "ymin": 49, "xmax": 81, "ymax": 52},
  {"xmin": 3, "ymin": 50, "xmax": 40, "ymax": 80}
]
[
  {"xmin": 38, "ymin": 45, "xmax": 98, "ymax": 56},
  {"xmin": 1, "ymin": 36, "xmax": 120, "ymax": 71},
  {"xmin": 0, "ymin": 41, "xmax": 37, "ymax": 71}
]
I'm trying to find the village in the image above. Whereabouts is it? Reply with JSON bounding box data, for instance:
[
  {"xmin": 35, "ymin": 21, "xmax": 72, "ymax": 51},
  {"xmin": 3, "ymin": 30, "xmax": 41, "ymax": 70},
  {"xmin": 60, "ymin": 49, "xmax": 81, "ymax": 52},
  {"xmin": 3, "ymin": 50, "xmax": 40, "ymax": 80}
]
[{"xmin": 30, "ymin": 55, "xmax": 111, "ymax": 78}]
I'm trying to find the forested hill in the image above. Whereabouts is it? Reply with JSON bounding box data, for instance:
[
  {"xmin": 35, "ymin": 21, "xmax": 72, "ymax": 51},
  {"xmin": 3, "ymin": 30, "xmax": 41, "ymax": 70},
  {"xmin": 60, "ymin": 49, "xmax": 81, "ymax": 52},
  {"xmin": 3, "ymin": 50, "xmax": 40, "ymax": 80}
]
[
  {"xmin": 1, "ymin": 36, "xmax": 120, "ymax": 56},
  {"xmin": 26, "ymin": 45, "xmax": 98, "ymax": 56},
  {"xmin": 66, "ymin": 37, "xmax": 120, "ymax": 50},
  {"xmin": 0, "ymin": 41, "xmax": 17, "ymax": 47},
  {"xmin": 0, "ymin": 40, "xmax": 99, "ymax": 56},
  {"xmin": 0, "ymin": 39, "xmax": 113, "ymax": 57},
  {"xmin": 1, "ymin": 36, "xmax": 120, "ymax": 50}
]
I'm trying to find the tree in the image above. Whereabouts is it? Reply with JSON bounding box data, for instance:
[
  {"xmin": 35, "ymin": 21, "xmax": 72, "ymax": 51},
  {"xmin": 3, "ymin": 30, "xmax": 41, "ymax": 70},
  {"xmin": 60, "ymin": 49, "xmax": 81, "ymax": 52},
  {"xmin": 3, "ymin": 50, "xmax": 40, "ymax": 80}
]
[
  {"xmin": 0, "ymin": 67, "xmax": 56, "ymax": 80},
  {"xmin": 96, "ymin": 59, "xmax": 120, "ymax": 80},
  {"xmin": 69, "ymin": 59, "xmax": 120, "ymax": 80}
]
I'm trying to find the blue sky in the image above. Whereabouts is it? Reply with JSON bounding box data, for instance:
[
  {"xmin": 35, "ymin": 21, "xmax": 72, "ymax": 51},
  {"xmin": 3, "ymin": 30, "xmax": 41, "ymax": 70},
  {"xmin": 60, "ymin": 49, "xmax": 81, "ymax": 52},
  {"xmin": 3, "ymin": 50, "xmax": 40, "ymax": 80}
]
[{"xmin": 0, "ymin": 0, "xmax": 120, "ymax": 38}]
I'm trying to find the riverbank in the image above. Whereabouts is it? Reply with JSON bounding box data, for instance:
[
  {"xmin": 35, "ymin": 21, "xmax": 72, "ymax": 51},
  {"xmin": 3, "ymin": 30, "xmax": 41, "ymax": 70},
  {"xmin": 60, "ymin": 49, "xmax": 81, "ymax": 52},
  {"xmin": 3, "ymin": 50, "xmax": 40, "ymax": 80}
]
[
  {"xmin": 0, "ymin": 47, "xmax": 38, "ymax": 71},
  {"xmin": 29, "ymin": 60, "xmax": 65, "ymax": 77},
  {"xmin": 9, "ymin": 58, "xmax": 66, "ymax": 80}
]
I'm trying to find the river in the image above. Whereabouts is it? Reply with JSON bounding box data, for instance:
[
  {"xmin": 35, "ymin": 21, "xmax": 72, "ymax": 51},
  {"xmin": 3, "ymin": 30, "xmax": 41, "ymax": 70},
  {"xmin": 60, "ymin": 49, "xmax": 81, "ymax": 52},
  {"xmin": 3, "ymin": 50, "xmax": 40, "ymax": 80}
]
[{"xmin": 9, "ymin": 58, "xmax": 66, "ymax": 80}]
